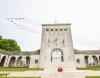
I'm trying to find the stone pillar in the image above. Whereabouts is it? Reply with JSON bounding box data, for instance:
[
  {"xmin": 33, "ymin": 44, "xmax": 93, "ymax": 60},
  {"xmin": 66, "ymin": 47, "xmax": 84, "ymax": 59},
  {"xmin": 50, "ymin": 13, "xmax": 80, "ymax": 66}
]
[
  {"xmin": 15, "ymin": 56, "xmax": 18, "ymax": 67},
  {"xmin": 29, "ymin": 56, "xmax": 34, "ymax": 68},
  {"xmin": 4, "ymin": 55, "xmax": 9, "ymax": 67},
  {"xmin": 5, "ymin": 56, "xmax": 11, "ymax": 67},
  {"xmin": 21, "ymin": 56, "xmax": 26, "ymax": 67},
  {"xmin": 98, "ymin": 56, "xmax": 100, "ymax": 66},
  {"xmin": 96, "ymin": 55, "xmax": 99, "ymax": 66},
  {"xmin": 0, "ymin": 55, "xmax": 4, "ymax": 63},
  {"xmin": 0, "ymin": 55, "xmax": 1, "ymax": 62}
]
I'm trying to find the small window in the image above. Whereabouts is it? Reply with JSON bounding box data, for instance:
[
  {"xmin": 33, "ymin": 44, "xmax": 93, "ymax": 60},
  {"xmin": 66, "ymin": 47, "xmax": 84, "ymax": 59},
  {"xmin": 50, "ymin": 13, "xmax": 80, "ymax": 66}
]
[
  {"xmin": 76, "ymin": 59, "xmax": 80, "ymax": 63},
  {"xmin": 35, "ymin": 59, "xmax": 38, "ymax": 63},
  {"xmin": 55, "ymin": 29, "xmax": 58, "ymax": 31},
  {"xmin": 51, "ymin": 29, "xmax": 53, "ymax": 31},
  {"xmin": 64, "ymin": 29, "xmax": 67, "ymax": 31},
  {"xmin": 46, "ymin": 29, "xmax": 49, "ymax": 31},
  {"xmin": 60, "ymin": 29, "xmax": 62, "ymax": 31}
]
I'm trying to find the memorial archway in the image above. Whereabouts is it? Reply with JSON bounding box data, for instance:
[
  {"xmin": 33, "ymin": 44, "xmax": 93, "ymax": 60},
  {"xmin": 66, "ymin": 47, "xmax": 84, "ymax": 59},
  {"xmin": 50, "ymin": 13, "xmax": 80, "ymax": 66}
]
[
  {"xmin": 9, "ymin": 56, "xmax": 16, "ymax": 67},
  {"xmin": 0, "ymin": 56, "xmax": 6, "ymax": 67}
]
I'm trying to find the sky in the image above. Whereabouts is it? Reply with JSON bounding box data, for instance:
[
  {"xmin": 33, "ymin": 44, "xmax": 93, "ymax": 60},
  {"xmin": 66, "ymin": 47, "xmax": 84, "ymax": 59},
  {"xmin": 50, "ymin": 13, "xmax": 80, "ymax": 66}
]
[{"xmin": 0, "ymin": 0, "xmax": 100, "ymax": 51}]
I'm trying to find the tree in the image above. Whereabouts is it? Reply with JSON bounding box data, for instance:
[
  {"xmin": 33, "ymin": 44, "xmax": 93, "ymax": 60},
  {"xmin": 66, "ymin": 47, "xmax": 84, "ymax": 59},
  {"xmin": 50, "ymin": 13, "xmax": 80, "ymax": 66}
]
[
  {"xmin": 0, "ymin": 35, "xmax": 2, "ymax": 40},
  {"xmin": 0, "ymin": 35, "xmax": 21, "ymax": 52}
]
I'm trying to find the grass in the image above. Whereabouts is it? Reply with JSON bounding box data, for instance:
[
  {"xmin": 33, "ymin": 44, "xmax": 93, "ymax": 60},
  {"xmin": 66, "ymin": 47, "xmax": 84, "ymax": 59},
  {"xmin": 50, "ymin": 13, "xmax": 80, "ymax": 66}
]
[
  {"xmin": 0, "ymin": 77, "xmax": 41, "ymax": 78},
  {"xmin": 0, "ymin": 67, "xmax": 44, "ymax": 71},
  {"xmin": 0, "ymin": 73, "xmax": 41, "ymax": 78},
  {"xmin": 77, "ymin": 66, "xmax": 100, "ymax": 70},
  {"xmin": 86, "ymin": 76, "xmax": 100, "ymax": 78}
]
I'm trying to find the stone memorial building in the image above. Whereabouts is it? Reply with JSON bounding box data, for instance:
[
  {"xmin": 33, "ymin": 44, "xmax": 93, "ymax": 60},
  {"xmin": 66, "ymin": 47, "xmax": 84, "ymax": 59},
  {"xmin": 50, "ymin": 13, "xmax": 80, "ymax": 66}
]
[{"xmin": 0, "ymin": 23, "xmax": 99, "ymax": 70}]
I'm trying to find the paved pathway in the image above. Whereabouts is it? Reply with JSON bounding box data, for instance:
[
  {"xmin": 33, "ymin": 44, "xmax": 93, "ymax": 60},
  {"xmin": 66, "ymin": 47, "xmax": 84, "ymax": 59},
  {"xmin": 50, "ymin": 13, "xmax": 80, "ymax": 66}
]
[{"xmin": 1, "ymin": 70, "xmax": 100, "ymax": 78}]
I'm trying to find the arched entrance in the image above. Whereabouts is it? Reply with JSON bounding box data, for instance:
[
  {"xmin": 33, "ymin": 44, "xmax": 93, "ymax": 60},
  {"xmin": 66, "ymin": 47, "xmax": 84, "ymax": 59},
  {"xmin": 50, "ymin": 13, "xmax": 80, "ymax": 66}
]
[
  {"xmin": 0, "ymin": 56, "xmax": 6, "ymax": 67},
  {"xmin": 92, "ymin": 55, "xmax": 98, "ymax": 66},
  {"xmin": 26, "ymin": 56, "xmax": 30, "ymax": 67},
  {"xmin": 51, "ymin": 49, "xmax": 63, "ymax": 62},
  {"xmin": 9, "ymin": 56, "xmax": 16, "ymax": 67},
  {"xmin": 16, "ymin": 56, "xmax": 22, "ymax": 67},
  {"xmin": 84, "ymin": 56, "xmax": 89, "ymax": 66}
]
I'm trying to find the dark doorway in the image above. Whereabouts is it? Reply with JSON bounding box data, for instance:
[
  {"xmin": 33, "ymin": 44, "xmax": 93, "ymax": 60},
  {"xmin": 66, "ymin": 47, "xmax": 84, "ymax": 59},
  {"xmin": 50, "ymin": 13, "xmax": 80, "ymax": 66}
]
[{"xmin": 0, "ymin": 56, "xmax": 6, "ymax": 67}]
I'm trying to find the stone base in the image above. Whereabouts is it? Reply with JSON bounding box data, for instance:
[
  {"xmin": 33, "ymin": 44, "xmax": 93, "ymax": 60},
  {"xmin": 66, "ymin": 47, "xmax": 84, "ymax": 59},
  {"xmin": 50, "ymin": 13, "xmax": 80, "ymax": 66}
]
[
  {"xmin": 43, "ymin": 71, "xmax": 85, "ymax": 78},
  {"xmin": 43, "ymin": 73, "xmax": 84, "ymax": 78},
  {"xmin": 7, "ymin": 70, "xmax": 85, "ymax": 78}
]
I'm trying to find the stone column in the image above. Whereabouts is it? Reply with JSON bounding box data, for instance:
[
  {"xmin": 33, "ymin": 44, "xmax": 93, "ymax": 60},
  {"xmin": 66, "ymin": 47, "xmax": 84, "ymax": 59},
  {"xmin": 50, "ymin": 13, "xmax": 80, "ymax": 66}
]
[
  {"xmin": 98, "ymin": 56, "xmax": 100, "ymax": 66},
  {"xmin": 5, "ymin": 56, "xmax": 12, "ymax": 67},
  {"xmin": 96, "ymin": 55, "xmax": 99, "ymax": 66},
  {"xmin": 15, "ymin": 56, "xmax": 18, "ymax": 67},
  {"xmin": 4, "ymin": 55, "xmax": 9, "ymax": 67},
  {"xmin": 0, "ymin": 55, "xmax": 1, "ymax": 62},
  {"xmin": 21, "ymin": 56, "xmax": 25, "ymax": 67},
  {"xmin": 0, "ymin": 55, "xmax": 4, "ymax": 63}
]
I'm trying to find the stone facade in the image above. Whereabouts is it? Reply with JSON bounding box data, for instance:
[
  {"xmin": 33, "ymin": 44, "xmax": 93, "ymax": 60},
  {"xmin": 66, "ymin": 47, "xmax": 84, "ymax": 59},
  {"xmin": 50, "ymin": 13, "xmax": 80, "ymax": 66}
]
[
  {"xmin": 0, "ymin": 49, "xmax": 100, "ymax": 69},
  {"xmin": 40, "ymin": 24, "xmax": 75, "ymax": 71},
  {"xmin": 0, "ymin": 50, "xmax": 40, "ymax": 68},
  {"xmin": 75, "ymin": 50, "xmax": 100, "ymax": 68},
  {"xmin": 0, "ymin": 23, "xmax": 100, "ymax": 70}
]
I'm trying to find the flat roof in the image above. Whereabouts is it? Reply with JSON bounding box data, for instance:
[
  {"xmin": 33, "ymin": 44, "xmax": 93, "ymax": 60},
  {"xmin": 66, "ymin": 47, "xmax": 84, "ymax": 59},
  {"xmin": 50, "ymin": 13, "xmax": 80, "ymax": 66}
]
[
  {"xmin": 42, "ymin": 23, "xmax": 71, "ymax": 26},
  {"xmin": 1, "ymin": 49, "xmax": 100, "ymax": 55},
  {"xmin": 75, "ymin": 50, "xmax": 100, "ymax": 54},
  {"xmin": 0, "ymin": 49, "xmax": 40, "ymax": 55}
]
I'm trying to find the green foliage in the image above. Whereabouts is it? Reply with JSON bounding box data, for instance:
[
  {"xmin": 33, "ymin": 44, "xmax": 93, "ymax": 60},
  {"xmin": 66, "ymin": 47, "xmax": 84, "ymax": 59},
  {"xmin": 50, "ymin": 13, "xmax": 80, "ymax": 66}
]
[
  {"xmin": 0, "ymin": 35, "xmax": 21, "ymax": 52},
  {"xmin": 0, "ymin": 67, "xmax": 44, "ymax": 71},
  {"xmin": 0, "ymin": 75, "xmax": 41, "ymax": 78},
  {"xmin": 0, "ymin": 35, "xmax": 2, "ymax": 40},
  {"xmin": 0, "ymin": 77, "xmax": 41, "ymax": 78},
  {"xmin": 86, "ymin": 76, "xmax": 100, "ymax": 78},
  {"xmin": 77, "ymin": 66, "xmax": 100, "ymax": 70}
]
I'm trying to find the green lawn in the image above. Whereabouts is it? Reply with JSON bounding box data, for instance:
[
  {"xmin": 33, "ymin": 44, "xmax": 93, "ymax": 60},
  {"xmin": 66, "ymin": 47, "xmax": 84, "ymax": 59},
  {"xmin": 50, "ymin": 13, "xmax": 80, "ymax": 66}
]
[
  {"xmin": 77, "ymin": 66, "xmax": 100, "ymax": 70},
  {"xmin": 0, "ymin": 73, "xmax": 41, "ymax": 78},
  {"xmin": 0, "ymin": 77, "xmax": 41, "ymax": 78},
  {"xmin": 86, "ymin": 76, "xmax": 100, "ymax": 78},
  {"xmin": 0, "ymin": 67, "xmax": 44, "ymax": 71}
]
